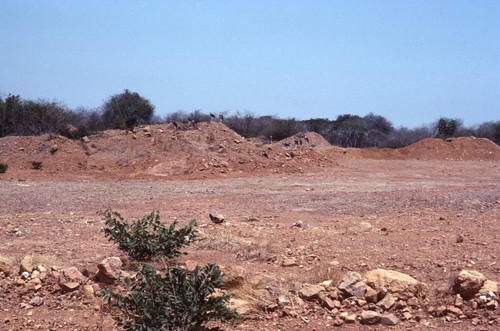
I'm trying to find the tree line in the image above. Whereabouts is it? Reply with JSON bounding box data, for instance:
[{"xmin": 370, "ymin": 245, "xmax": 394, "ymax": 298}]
[{"xmin": 1, "ymin": 90, "xmax": 498, "ymax": 148}]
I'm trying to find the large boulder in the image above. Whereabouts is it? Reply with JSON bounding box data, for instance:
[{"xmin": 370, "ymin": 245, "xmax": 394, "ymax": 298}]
[
  {"xmin": 453, "ymin": 270, "xmax": 486, "ymax": 299},
  {"xmin": 365, "ymin": 269, "xmax": 427, "ymax": 300}
]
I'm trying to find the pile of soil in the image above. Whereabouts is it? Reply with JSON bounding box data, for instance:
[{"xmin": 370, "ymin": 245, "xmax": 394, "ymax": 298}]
[
  {"xmin": 326, "ymin": 137, "xmax": 500, "ymax": 162},
  {"xmin": 0, "ymin": 123, "xmax": 338, "ymax": 180},
  {"xmin": 398, "ymin": 137, "xmax": 500, "ymax": 161},
  {"xmin": 1, "ymin": 125, "xmax": 498, "ymax": 181}
]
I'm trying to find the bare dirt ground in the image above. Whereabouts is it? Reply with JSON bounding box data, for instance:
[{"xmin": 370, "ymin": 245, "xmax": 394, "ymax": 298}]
[{"xmin": 0, "ymin": 123, "xmax": 499, "ymax": 330}]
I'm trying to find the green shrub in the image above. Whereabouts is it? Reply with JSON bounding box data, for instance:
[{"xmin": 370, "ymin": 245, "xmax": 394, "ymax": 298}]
[
  {"xmin": 102, "ymin": 209, "xmax": 197, "ymax": 261},
  {"xmin": 103, "ymin": 264, "xmax": 237, "ymax": 331},
  {"xmin": 31, "ymin": 161, "xmax": 43, "ymax": 170},
  {"xmin": 0, "ymin": 163, "xmax": 7, "ymax": 173}
]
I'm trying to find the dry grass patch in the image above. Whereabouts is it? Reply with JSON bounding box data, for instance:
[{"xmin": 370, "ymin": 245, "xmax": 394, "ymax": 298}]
[{"xmin": 195, "ymin": 225, "xmax": 280, "ymax": 261}]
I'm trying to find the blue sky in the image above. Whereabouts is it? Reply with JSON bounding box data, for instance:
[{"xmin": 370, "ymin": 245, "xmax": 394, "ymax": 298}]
[{"xmin": 1, "ymin": 1, "xmax": 498, "ymax": 128}]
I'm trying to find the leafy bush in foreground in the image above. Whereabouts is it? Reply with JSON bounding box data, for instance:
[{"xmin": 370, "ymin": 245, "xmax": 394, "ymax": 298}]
[
  {"xmin": 102, "ymin": 209, "xmax": 197, "ymax": 261},
  {"xmin": 103, "ymin": 264, "xmax": 237, "ymax": 331}
]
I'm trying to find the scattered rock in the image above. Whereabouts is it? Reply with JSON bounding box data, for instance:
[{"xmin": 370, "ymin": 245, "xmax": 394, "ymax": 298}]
[
  {"xmin": 82, "ymin": 264, "xmax": 99, "ymax": 278},
  {"xmin": 407, "ymin": 296, "xmax": 419, "ymax": 307},
  {"xmin": 446, "ymin": 305, "xmax": 463, "ymax": 315},
  {"xmin": 340, "ymin": 313, "xmax": 357, "ymax": 323},
  {"xmin": 28, "ymin": 296, "xmax": 44, "ymax": 307},
  {"xmin": 97, "ymin": 257, "xmax": 123, "ymax": 284},
  {"xmin": 365, "ymin": 269, "xmax": 427, "ymax": 300},
  {"xmin": 318, "ymin": 293, "xmax": 336, "ymax": 309},
  {"xmin": 360, "ymin": 310, "xmax": 381, "ymax": 325},
  {"xmin": 0, "ymin": 260, "xmax": 13, "ymax": 277},
  {"xmin": 60, "ymin": 267, "xmax": 86, "ymax": 283},
  {"xmin": 479, "ymin": 279, "xmax": 498, "ymax": 295},
  {"xmin": 364, "ymin": 285, "xmax": 378, "ymax": 303},
  {"xmin": 402, "ymin": 311, "xmax": 413, "ymax": 320},
  {"xmin": 229, "ymin": 298, "xmax": 258, "ymax": 316},
  {"xmin": 209, "ymin": 212, "xmax": 225, "ymax": 224},
  {"xmin": 378, "ymin": 292, "xmax": 396, "ymax": 310},
  {"xmin": 253, "ymin": 275, "xmax": 280, "ymax": 291},
  {"xmin": 380, "ymin": 313, "xmax": 400, "ymax": 326},
  {"xmin": 338, "ymin": 271, "xmax": 367, "ymax": 297},
  {"xmin": 82, "ymin": 284, "xmax": 95, "ymax": 299},
  {"xmin": 456, "ymin": 234, "xmax": 464, "ymax": 243},
  {"xmin": 292, "ymin": 220, "xmax": 309, "ymax": 229},
  {"xmin": 60, "ymin": 282, "xmax": 80, "ymax": 292},
  {"xmin": 299, "ymin": 284, "xmax": 324, "ymax": 300},
  {"xmin": 20, "ymin": 255, "xmax": 34, "ymax": 273},
  {"xmin": 453, "ymin": 269, "xmax": 486, "ymax": 299},
  {"xmin": 282, "ymin": 258, "xmax": 298, "ymax": 267}
]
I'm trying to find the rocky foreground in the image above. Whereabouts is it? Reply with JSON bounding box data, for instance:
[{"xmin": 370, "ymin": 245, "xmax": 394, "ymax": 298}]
[{"xmin": 1, "ymin": 253, "xmax": 498, "ymax": 330}]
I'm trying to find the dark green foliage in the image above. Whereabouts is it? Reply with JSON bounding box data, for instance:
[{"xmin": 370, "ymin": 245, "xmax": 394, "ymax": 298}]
[
  {"xmin": 436, "ymin": 117, "xmax": 462, "ymax": 138},
  {"xmin": 103, "ymin": 264, "xmax": 237, "ymax": 331},
  {"xmin": 102, "ymin": 209, "xmax": 197, "ymax": 261},
  {"xmin": 31, "ymin": 161, "xmax": 43, "ymax": 170},
  {"xmin": 0, "ymin": 94, "xmax": 102, "ymax": 139},
  {"xmin": 0, "ymin": 163, "xmax": 7, "ymax": 173},
  {"xmin": 102, "ymin": 89, "xmax": 155, "ymax": 130}
]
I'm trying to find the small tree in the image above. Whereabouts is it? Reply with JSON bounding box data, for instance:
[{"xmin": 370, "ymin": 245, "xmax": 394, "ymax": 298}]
[
  {"xmin": 102, "ymin": 89, "xmax": 155, "ymax": 130},
  {"xmin": 435, "ymin": 117, "xmax": 462, "ymax": 138}
]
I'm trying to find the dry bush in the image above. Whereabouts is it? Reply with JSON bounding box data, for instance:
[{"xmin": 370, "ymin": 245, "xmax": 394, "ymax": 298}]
[{"xmin": 195, "ymin": 226, "xmax": 279, "ymax": 261}]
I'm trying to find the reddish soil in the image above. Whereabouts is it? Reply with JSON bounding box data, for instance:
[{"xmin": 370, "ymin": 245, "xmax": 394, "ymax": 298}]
[{"xmin": 0, "ymin": 123, "xmax": 499, "ymax": 330}]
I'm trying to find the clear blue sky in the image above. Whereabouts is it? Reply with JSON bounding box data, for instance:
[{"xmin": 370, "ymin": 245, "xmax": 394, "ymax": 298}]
[{"xmin": 1, "ymin": 1, "xmax": 499, "ymax": 128}]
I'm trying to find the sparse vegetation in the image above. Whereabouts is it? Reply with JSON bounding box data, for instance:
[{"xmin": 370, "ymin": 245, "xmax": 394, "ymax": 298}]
[
  {"xmin": 103, "ymin": 264, "xmax": 237, "ymax": 331},
  {"xmin": 31, "ymin": 161, "xmax": 43, "ymax": 170},
  {"xmin": 102, "ymin": 89, "xmax": 155, "ymax": 130},
  {"xmin": 0, "ymin": 163, "xmax": 8, "ymax": 173},
  {"xmin": 102, "ymin": 209, "xmax": 197, "ymax": 261},
  {"xmin": 1, "ymin": 92, "xmax": 498, "ymax": 146},
  {"xmin": 102, "ymin": 209, "xmax": 238, "ymax": 330}
]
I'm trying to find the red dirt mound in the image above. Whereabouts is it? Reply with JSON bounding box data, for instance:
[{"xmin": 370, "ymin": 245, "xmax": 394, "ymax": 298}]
[
  {"xmin": 0, "ymin": 123, "xmax": 338, "ymax": 180},
  {"xmin": 277, "ymin": 131, "xmax": 333, "ymax": 150},
  {"xmin": 398, "ymin": 137, "xmax": 500, "ymax": 161},
  {"xmin": 324, "ymin": 137, "xmax": 500, "ymax": 161}
]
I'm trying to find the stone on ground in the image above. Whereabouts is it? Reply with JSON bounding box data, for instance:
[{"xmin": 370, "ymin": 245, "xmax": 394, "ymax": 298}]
[
  {"xmin": 299, "ymin": 284, "xmax": 324, "ymax": 300},
  {"xmin": 365, "ymin": 269, "xmax": 427, "ymax": 299},
  {"xmin": 97, "ymin": 257, "xmax": 123, "ymax": 284},
  {"xmin": 338, "ymin": 271, "xmax": 367, "ymax": 297},
  {"xmin": 380, "ymin": 313, "xmax": 400, "ymax": 326},
  {"xmin": 20, "ymin": 255, "xmax": 34, "ymax": 273},
  {"xmin": 453, "ymin": 269, "xmax": 486, "ymax": 299},
  {"xmin": 360, "ymin": 310, "xmax": 381, "ymax": 324},
  {"xmin": 209, "ymin": 212, "xmax": 225, "ymax": 224}
]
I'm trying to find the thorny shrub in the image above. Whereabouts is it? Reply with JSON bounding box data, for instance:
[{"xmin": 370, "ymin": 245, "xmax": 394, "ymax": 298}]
[
  {"xmin": 103, "ymin": 264, "xmax": 238, "ymax": 331},
  {"xmin": 0, "ymin": 163, "xmax": 7, "ymax": 173},
  {"xmin": 102, "ymin": 209, "xmax": 197, "ymax": 261}
]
